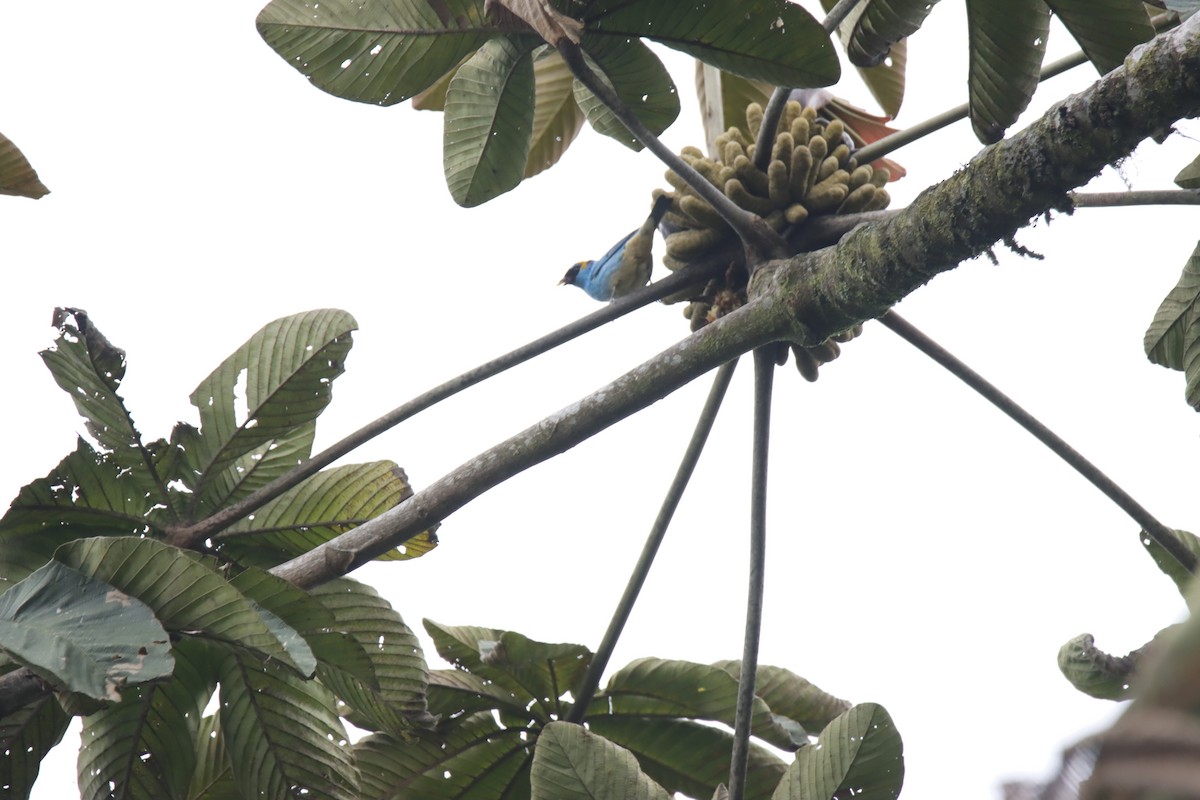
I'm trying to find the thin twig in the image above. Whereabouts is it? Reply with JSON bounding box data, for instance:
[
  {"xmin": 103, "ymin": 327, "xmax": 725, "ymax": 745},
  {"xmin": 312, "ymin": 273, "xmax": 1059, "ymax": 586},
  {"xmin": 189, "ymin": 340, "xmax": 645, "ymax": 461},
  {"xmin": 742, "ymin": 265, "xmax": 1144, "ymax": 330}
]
[
  {"xmin": 728, "ymin": 348, "xmax": 774, "ymax": 800},
  {"xmin": 168, "ymin": 260, "xmax": 723, "ymax": 547},
  {"xmin": 1071, "ymin": 190, "xmax": 1200, "ymax": 206},
  {"xmin": 879, "ymin": 310, "xmax": 1197, "ymax": 574},
  {"xmin": 556, "ymin": 41, "xmax": 786, "ymax": 263},
  {"xmin": 566, "ymin": 359, "xmax": 739, "ymax": 724}
]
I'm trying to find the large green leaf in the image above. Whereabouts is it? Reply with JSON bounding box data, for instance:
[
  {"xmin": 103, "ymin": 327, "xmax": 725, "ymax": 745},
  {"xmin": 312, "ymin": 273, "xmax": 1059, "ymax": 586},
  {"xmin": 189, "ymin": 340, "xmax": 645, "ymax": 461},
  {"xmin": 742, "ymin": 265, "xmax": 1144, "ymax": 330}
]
[
  {"xmin": 713, "ymin": 661, "xmax": 851, "ymax": 737},
  {"xmin": 427, "ymin": 668, "xmax": 533, "ymax": 720},
  {"xmin": 597, "ymin": 658, "xmax": 795, "ymax": 751},
  {"xmin": 819, "ymin": 0, "xmax": 908, "ymax": 116},
  {"xmin": 1144, "ymin": 240, "xmax": 1200, "ymax": 408},
  {"xmin": 1057, "ymin": 633, "xmax": 1136, "ymax": 701},
  {"xmin": 310, "ymin": 579, "xmax": 433, "ymax": 736},
  {"xmin": 181, "ymin": 421, "xmax": 316, "ymax": 516},
  {"xmin": 0, "ymin": 693, "xmax": 70, "ymax": 800},
  {"xmin": 444, "ymin": 36, "xmax": 537, "ymax": 206},
  {"xmin": 53, "ymin": 537, "xmax": 315, "ymax": 676},
  {"xmin": 531, "ymin": 721, "xmax": 670, "ymax": 800},
  {"xmin": 0, "ymin": 440, "xmax": 152, "ymax": 588},
  {"xmin": 965, "ymin": 0, "xmax": 1051, "ymax": 143},
  {"xmin": 1139, "ymin": 528, "xmax": 1200, "ymax": 606},
  {"xmin": 217, "ymin": 461, "xmax": 424, "ymax": 566},
  {"xmin": 581, "ymin": 0, "xmax": 839, "ymax": 88},
  {"xmin": 526, "ymin": 49, "xmax": 586, "ymax": 177},
  {"xmin": 424, "ymin": 620, "xmax": 590, "ymax": 721},
  {"xmin": 256, "ymin": 0, "xmax": 491, "ymax": 105},
  {"xmin": 837, "ymin": 0, "xmax": 940, "ymax": 68},
  {"xmin": 0, "ymin": 560, "xmax": 173, "ymax": 700},
  {"xmin": 77, "ymin": 639, "xmax": 216, "ymax": 800},
  {"xmin": 354, "ymin": 712, "xmax": 531, "ymax": 799},
  {"xmin": 217, "ymin": 654, "xmax": 359, "ymax": 800},
  {"xmin": 587, "ymin": 716, "xmax": 786, "ymax": 800},
  {"xmin": 1044, "ymin": 0, "xmax": 1154, "ymax": 74},
  {"xmin": 0, "ymin": 131, "xmax": 49, "ymax": 198},
  {"xmin": 774, "ymin": 703, "xmax": 904, "ymax": 800},
  {"xmin": 573, "ymin": 36, "xmax": 679, "ymax": 152},
  {"xmin": 181, "ymin": 309, "xmax": 356, "ymax": 511}
]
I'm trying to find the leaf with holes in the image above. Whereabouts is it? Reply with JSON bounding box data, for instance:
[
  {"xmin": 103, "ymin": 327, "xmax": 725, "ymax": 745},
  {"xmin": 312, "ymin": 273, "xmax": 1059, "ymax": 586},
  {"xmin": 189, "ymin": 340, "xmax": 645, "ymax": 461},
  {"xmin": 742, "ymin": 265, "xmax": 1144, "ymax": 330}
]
[{"xmin": 965, "ymin": 0, "xmax": 1051, "ymax": 144}]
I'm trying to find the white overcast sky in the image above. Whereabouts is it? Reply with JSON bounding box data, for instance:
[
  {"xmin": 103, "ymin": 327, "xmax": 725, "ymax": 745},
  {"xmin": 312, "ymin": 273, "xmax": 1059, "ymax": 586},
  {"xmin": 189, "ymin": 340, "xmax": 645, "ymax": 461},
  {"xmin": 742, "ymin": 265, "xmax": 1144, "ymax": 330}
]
[{"xmin": 4, "ymin": 2, "xmax": 1199, "ymax": 799}]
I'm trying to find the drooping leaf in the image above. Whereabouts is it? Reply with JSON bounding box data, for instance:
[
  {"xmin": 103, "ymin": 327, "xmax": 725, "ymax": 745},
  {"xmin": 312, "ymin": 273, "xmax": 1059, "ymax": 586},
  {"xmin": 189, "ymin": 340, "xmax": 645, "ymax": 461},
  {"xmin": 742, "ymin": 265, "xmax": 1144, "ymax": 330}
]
[
  {"xmin": 354, "ymin": 712, "xmax": 530, "ymax": 799},
  {"xmin": 775, "ymin": 703, "xmax": 904, "ymax": 800},
  {"xmin": 0, "ymin": 131, "xmax": 49, "ymax": 198},
  {"xmin": 0, "ymin": 560, "xmax": 173, "ymax": 701},
  {"xmin": 573, "ymin": 37, "xmax": 679, "ymax": 151},
  {"xmin": 597, "ymin": 658, "xmax": 795, "ymax": 751},
  {"xmin": 1176, "ymin": 153, "xmax": 1200, "ymax": 189},
  {"xmin": 443, "ymin": 35, "xmax": 537, "ymax": 206},
  {"xmin": 0, "ymin": 693, "xmax": 70, "ymax": 800},
  {"xmin": 1057, "ymin": 633, "xmax": 1136, "ymax": 701},
  {"xmin": 53, "ymin": 537, "xmax": 315, "ymax": 676},
  {"xmin": 188, "ymin": 714, "xmax": 239, "ymax": 800},
  {"xmin": 818, "ymin": 0, "xmax": 908, "ymax": 116},
  {"xmin": 525, "ymin": 48, "xmax": 586, "ymax": 177},
  {"xmin": 216, "ymin": 461, "xmax": 426, "ymax": 566},
  {"xmin": 582, "ymin": 0, "xmax": 839, "ymax": 88},
  {"xmin": 1143, "ymin": 240, "xmax": 1200, "ymax": 408},
  {"xmin": 181, "ymin": 309, "xmax": 356, "ymax": 512},
  {"xmin": 965, "ymin": 0, "xmax": 1051, "ymax": 144},
  {"xmin": 217, "ymin": 654, "xmax": 360, "ymax": 800},
  {"xmin": 0, "ymin": 440, "xmax": 152, "ymax": 589},
  {"xmin": 310, "ymin": 579, "xmax": 433, "ymax": 737},
  {"xmin": 228, "ymin": 566, "xmax": 334, "ymax": 632},
  {"xmin": 77, "ymin": 639, "xmax": 215, "ymax": 800},
  {"xmin": 256, "ymin": 0, "xmax": 491, "ymax": 105},
  {"xmin": 531, "ymin": 721, "xmax": 670, "ymax": 800},
  {"xmin": 712, "ymin": 661, "xmax": 851, "ymax": 737},
  {"xmin": 588, "ymin": 716, "xmax": 786, "ymax": 800},
  {"xmin": 1140, "ymin": 528, "xmax": 1200, "ymax": 605},
  {"xmin": 836, "ymin": 0, "xmax": 941, "ymax": 68},
  {"xmin": 1044, "ymin": 0, "xmax": 1154, "ymax": 75}
]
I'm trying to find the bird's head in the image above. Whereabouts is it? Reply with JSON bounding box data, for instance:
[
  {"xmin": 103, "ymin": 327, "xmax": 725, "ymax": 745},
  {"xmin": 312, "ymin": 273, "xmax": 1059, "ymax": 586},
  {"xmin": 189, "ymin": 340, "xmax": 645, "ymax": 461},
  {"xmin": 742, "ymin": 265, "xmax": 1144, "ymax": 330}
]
[{"xmin": 559, "ymin": 261, "xmax": 591, "ymax": 287}]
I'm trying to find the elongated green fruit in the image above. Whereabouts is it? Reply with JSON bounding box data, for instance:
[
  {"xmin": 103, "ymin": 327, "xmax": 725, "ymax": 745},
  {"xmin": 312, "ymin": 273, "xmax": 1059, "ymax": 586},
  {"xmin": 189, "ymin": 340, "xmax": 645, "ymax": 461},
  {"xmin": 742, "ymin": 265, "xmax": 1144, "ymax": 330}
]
[
  {"xmin": 789, "ymin": 146, "xmax": 814, "ymax": 200},
  {"xmin": 733, "ymin": 155, "xmax": 770, "ymax": 196},
  {"xmin": 767, "ymin": 159, "xmax": 790, "ymax": 207},
  {"xmin": 838, "ymin": 182, "xmax": 877, "ymax": 214},
  {"xmin": 848, "ymin": 165, "xmax": 875, "ymax": 190},
  {"xmin": 725, "ymin": 178, "xmax": 776, "ymax": 216},
  {"xmin": 665, "ymin": 226, "xmax": 729, "ymax": 259},
  {"xmin": 679, "ymin": 193, "xmax": 729, "ymax": 229},
  {"xmin": 746, "ymin": 102, "xmax": 764, "ymax": 139},
  {"xmin": 804, "ymin": 181, "xmax": 849, "ymax": 213}
]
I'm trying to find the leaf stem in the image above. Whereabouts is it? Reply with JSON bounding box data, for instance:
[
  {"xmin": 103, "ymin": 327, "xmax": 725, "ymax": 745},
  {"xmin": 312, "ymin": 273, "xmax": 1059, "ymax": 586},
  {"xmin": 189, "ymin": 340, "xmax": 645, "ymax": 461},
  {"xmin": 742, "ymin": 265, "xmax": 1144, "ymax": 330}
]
[
  {"xmin": 1070, "ymin": 190, "xmax": 1200, "ymax": 207},
  {"xmin": 879, "ymin": 310, "xmax": 1197, "ymax": 574},
  {"xmin": 728, "ymin": 348, "xmax": 774, "ymax": 800},
  {"xmin": 566, "ymin": 359, "xmax": 739, "ymax": 724}
]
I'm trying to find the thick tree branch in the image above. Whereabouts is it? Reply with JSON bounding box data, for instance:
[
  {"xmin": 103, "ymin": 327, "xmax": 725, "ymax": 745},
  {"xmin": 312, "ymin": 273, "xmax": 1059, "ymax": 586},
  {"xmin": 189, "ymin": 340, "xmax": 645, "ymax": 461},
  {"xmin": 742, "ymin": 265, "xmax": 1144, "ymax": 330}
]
[{"xmin": 270, "ymin": 14, "xmax": 1200, "ymax": 589}]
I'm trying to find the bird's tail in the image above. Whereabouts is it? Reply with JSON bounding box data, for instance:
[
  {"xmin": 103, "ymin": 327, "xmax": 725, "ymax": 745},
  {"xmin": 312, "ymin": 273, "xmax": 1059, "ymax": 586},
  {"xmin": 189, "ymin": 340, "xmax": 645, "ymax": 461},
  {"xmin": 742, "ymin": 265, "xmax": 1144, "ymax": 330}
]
[{"xmin": 649, "ymin": 193, "xmax": 673, "ymax": 227}]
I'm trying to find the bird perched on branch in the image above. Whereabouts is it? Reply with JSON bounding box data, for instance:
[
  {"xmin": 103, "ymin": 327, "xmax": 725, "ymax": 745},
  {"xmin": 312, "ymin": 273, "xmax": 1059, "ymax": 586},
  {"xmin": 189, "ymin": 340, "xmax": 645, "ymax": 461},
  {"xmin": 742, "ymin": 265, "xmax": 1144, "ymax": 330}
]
[{"xmin": 560, "ymin": 194, "xmax": 673, "ymax": 301}]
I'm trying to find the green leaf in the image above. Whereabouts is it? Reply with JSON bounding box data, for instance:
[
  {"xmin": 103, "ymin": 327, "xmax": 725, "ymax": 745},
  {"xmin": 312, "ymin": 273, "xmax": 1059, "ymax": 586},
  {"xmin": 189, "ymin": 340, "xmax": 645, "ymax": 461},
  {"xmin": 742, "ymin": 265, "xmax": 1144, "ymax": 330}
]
[
  {"xmin": 587, "ymin": 716, "xmax": 786, "ymax": 800},
  {"xmin": 444, "ymin": 36, "xmax": 537, "ymax": 207},
  {"xmin": 188, "ymin": 714, "xmax": 239, "ymax": 800},
  {"xmin": 424, "ymin": 620, "xmax": 590, "ymax": 721},
  {"xmin": 217, "ymin": 654, "xmax": 360, "ymax": 800},
  {"xmin": 77, "ymin": 639, "xmax": 216, "ymax": 800},
  {"xmin": 819, "ymin": 0, "xmax": 907, "ymax": 116},
  {"xmin": 1144, "ymin": 241, "xmax": 1200, "ymax": 408},
  {"xmin": 54, "ymin": 537, "xmax": 315, "ymax": 676},
  {"xmin": 526, "ymin": 49, "xmax": 586, "ymax": 178},
  {"xmin": 256, "ymin": 0, "xmax": 491, "ymax": 105},
  {"xmin": 1044, "ymin": 0, "xmax": 1154, "ymax": 74},
  {"xmin": 427, "ymin": 668, "xmax": 533, "ymax": 720},
  {"xmin": 1176, "ymin": 154, "xmax": 1200, "ymax": 189},
  {"xmin": 582, "ymin": 0, "xmax": 838, "ymax": 88},
  {"xmin": 1057, "ymin": 633, "xmax": 1142, "ymax": 700},
  {"xmin": 712, "ymin": 661, "xmax": 852, "ymax": 737},
  {"xmin": 228, "ymin": 566, "xmax": 335, "ymax": 632},
  {"xmin": 573, "ymin": 37, "xmax": 679, "ymax": 152},
  {"xmin": 0, "ymin": 440, "xmax": 152, "ymax": 589},
  {"xmin": 531, "ymin": 721, "xmax": 670, "ymax": 800},
  {"xmin": 0, "ymin": 560, "xmax": 173, "ymax": 700},
  {"xmin": 310, "ymin": 579, "xmax": 433, "ymax": 736},
  {"xmin": 836, "ymin": 0, "xmax": 940, "ymax": 68},
  {"xmin": 966, "ymin": 0, "xmax": 1050, "ymax": 144},
  {"xmin": 0, "ymin": 694, "xmax": 70, "ymax": 800},
  {"xmin": 182, "ymin": 309, "xmax": 356, "ymax": 511},
  {"xmin": 217, "ymin": 461, "xmax": 425, "ymax": 566},
  {"xmin": 1140, "ymin": 528, "xmax": 1200, "ymax": 604},
  {"xmin": 598, "ymin": 658, "xmax": 795, "ymax": 751},
  {"xmin": 180, "ymin": 421, "xmax": 317, "ymax": 516},
  {"xmin": 0, "ymin": 131, "xmax": 49, "ymax": 198},
  {"xmin": 775, "ymin": 703, "xmax": 904, "ymax": 800},
  {"xmin": 354, "ymin": 712, "xmax": 530, "ymax": 799}
]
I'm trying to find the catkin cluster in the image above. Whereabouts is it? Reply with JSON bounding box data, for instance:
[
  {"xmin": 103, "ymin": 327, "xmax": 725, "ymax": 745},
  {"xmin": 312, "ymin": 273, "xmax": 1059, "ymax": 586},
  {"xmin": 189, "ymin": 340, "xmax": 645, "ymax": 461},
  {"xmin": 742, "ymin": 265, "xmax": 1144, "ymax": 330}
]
[{"xmin": 657, "ymin": 100, "xmax": 888, "ymax": 378}]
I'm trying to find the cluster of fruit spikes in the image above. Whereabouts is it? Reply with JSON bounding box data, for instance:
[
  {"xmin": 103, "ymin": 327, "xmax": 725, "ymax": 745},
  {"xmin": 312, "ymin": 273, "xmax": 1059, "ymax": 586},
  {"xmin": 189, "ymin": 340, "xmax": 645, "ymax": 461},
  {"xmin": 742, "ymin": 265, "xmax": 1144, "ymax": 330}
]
[{"xmin": 658, "ymin": 100, "xmax": 889, "ymax": 379}]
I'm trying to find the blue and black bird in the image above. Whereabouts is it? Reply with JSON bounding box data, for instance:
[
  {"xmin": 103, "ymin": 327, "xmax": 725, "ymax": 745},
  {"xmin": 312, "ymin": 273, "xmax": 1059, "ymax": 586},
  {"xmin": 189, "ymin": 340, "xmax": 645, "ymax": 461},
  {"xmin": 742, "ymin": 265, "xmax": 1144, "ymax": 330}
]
[{"xmin": 560, "ymin": 195, "xmax": 673, "ymax": 301}]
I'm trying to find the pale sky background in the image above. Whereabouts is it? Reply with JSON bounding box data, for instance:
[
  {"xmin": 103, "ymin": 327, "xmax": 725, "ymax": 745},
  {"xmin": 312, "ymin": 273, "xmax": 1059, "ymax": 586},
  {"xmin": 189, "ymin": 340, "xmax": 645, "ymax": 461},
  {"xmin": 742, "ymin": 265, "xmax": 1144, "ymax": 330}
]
[{"xmin": 4, "ymin": 2, "xmax": 1199, "ymax": 799}]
